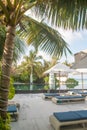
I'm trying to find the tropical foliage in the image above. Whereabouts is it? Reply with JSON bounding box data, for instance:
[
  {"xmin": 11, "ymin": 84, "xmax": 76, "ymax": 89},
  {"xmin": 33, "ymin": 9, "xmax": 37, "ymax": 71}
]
[
  {"xmin": 8, "ymin": 78, "xmax": 15, "ymax": 100},
  {"xmin": 12, "ymin": 50, "xmax": 58, "ymax": 84},
  {"xmin": 12, "ymin": 49, "xmax": 49, "ymax": 84},
  {"xmin": 34, "ymin": 0, "xmax": 87, "ymax": 30},
  {"xmin": 0, "ymin": 25, "xmax": 26, "ymax": 62},
  {"xmin": 66, "ymin": 78, "xmax": 78, "ymax": 89},
  {"xmin": 0, "ymin": 114, "xmax": 11, "ymax": 130},
  {"xmin": 0, "ymin": 0, "xmax": 86, "ymax": 123}
]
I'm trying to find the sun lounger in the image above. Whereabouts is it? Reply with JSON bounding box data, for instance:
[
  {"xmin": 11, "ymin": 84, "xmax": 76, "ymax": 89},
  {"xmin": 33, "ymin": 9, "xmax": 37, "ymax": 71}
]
[
  {"xmin": 7, "ymin": 105, "xmax": 19, "ymax": 121},
  {"xmin": 49, "ymin": 110, "xmax": 87, "ymax": 130},
  {"xmin": 64, "ymin": 91, "xmax": 80, "ymax": 96},
  {"xmin": 78, "ymin": 91, "xmax": 87, "ymax": 96},
  {"xmin": 52, "ymin": 95, "xmax": 85, "ymax": 104},
  {"xmin": 42, "ymin": 93, "xmax": 60, "ymax": 100},
  {"xmin": 8, "ymin": 101, "xmax": 20, "ymax": 110}
]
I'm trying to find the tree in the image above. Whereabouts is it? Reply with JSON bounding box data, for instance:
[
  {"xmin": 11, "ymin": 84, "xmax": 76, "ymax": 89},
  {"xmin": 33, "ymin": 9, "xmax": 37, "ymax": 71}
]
[
  {"xmin": 34, "ymin": 0, "xmax": 87, "ymax": 30},
  {"xmin": 0, "ymin": 25, "xmax": 6, "ymax": 60},
  {"xmin": 0, "ymin": 25, "xmax": 26, "ymax": 63},
  {"xmin": 0, "ymin": 0, "xmax": 86, "ymax": 122},
  {"xmin": 66, "ymin": 78, "xmax": 78, "ymax": 89},
  {"xmin": 23, "ymin": 50, "xmax": 43, "ymax": 89}
]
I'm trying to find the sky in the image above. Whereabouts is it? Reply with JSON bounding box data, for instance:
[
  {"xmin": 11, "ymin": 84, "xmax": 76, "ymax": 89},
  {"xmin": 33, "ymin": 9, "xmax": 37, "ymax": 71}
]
[
  {"xmin": 26, "ymin": 28, "xmax": 87, "ymax": 64},
  {"xmin": 58, "ymin": 28, "xmax": 87, "ymax": 63},
  {"xmin": 38, "ymin": 28, "xmax": 87, "ymax": 63},
  {"xmin": 24, "ymin": 10, "xmax": 87, "ymax": 64},
  {"xmin": 19, "ymin": 28, "xmax": 87, "ymax": 65}
]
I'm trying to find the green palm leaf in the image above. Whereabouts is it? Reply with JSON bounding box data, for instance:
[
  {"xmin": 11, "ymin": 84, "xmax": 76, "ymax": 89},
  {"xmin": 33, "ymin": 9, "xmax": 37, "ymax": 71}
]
[
  {"xmin": 0, "ymin": 25, "xmax": 26, "ymax": 62},
  {"xmin": 34, "ymin": 0, "xmax": 87, "ymax": 30},
  {"xmin": 19, "ymin": 16, "xmax": 72, "ymax": 59},
  {"xmin": 13, "ymin": 36, "xmax": 27, "ymax": 63}
]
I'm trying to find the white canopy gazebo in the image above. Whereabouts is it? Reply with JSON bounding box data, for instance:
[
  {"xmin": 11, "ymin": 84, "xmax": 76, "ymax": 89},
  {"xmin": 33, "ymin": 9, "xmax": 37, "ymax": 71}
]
[
  {"xmin": 72, "ymin": 53, "xmax": 87, "ymax": 91},
  {"xmin": 44, "ymin": 62, "xmax": 73, "ymax": 90}
]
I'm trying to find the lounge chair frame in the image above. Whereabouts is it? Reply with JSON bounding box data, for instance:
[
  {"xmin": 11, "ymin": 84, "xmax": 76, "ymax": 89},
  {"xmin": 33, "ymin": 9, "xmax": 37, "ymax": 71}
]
[
  {"xmin": 42, "ymin": 93, "xmax": 59, "ymax": 100},
  {"xmin": 78, "ymin": 92, "xmax": 87, "ymax": 97},
  {"xmin": 7, "ymin": 105, "xmax": 19, "ymax": 121},
  {"xmin": 8, "ymin": 101, "xmax": 20, "ymax": 109},
  {"xmin": 52, "ymin": 96, "xmax": 85, "ymax": 104},
  {"xmin": 49, "ymin": 115, "xmax": 87, "ymax": 130}
]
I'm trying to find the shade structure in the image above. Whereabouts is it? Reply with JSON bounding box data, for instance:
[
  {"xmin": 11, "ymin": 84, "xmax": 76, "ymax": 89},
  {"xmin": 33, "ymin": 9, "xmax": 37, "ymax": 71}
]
[
  {"xmin": 30, "ymin": 72, "xmax": 33, "ymax": 90},
  {"xmin": 72, "ymin": 54, "xmax": 87, "ymax": 91},
  {"xmin": 44, "ymin": 63, "xmax": 71, "ymax": 74},
  {"xmin": 73, "ymin": 69, "xmax": 87, "ymax": 91},
  {"xmin": 44, "ymin": 63, "xmax": 73, "ymax": 90},
  {"xmin": 49, "ymin": 73, "xmax": 55, "ymax": 89}
]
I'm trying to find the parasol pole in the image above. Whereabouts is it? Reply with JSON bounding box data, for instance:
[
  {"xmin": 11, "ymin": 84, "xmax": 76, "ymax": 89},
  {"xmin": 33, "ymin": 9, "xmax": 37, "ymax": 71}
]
[
  {"xmin": 81, "ymin": 72, "xmax": 84, "ymax": 92},
  {"xmin": 59, "ymin": 71, "xmax": 61, "ymax": 93}
]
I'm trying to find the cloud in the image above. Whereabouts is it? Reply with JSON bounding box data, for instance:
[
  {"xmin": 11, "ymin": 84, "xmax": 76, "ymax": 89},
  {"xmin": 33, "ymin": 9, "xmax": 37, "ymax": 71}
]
[
  {"xmin": 37, "ymin": 51, "xmax": 52, "ymax": 61},
  {"xmin": 58, "ymin": 28, "xmax": 87, "ymax": 45},
  {"xmin": 38, "ymin": 29, "xmax": 87, "ymax": 62}
]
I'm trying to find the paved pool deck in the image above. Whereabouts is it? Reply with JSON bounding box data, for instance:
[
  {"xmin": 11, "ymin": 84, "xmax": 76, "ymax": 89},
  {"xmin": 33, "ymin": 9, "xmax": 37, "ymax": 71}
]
[{"xmin": 11, "ymin": 94, "xmax": 87, "ymax": 130}]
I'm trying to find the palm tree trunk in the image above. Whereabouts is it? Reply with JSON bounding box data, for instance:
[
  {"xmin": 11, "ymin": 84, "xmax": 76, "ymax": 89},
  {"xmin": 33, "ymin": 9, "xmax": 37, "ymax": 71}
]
[
  {"xmin": 0, "ymin": 25, "xmax": 15, "ymax": 120},
  {"xmin": 30, "ymin": 67, "xmax": 33, "ymax": 90}
]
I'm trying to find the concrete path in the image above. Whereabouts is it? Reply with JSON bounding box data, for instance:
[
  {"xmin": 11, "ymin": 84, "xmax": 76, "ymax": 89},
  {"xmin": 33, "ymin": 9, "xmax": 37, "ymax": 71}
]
[{"xmin": 11, "ymin": 94, "xmax": 87, "ymax": 130}]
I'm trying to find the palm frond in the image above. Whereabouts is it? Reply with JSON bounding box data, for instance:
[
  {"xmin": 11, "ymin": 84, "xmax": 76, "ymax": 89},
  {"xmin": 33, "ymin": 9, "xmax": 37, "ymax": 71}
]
[
  {"xmin": 34, "ymin": 0, "xmax": 87, "ymax": 30},
  {"xmin": 19, "ymin": 15, "xmax": 72, "ymax": 59},
  {"xmin": 0, "ymin": 25, "xmax": 26, "ymax": 62},
  {"xmin": 13, "ymin": 36, "xmax": 27, "ymax": 63}
]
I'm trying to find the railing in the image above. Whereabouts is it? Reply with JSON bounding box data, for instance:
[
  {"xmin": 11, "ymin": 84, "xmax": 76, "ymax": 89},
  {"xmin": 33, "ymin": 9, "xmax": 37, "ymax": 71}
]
[{"xmin": 13, "ymin": 83, "xmax": 87, "ymax": 94}]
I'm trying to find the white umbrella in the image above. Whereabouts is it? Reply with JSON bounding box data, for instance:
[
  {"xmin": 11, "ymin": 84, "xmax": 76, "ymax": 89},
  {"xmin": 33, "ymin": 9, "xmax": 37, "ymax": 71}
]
[
  {"xmin": 75, "ymin": 69, "xmax": 87, "ymax": 91},
  {"xmin": 44, "ymin": 63, "xmax": 72, "ymax": 74},
  {"xmin": 44, "ymin": 63, "xmax": 73, "ymax": 91},
  {"xmin": 72, "ymin": 55, "xmax": 87, "ymax": 91}
]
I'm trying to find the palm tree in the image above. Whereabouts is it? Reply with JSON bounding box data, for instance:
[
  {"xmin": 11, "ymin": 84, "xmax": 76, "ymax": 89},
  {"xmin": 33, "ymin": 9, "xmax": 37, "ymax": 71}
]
[
  {"xmin": 0, "ymin": 25, "xmax": 26, "ymax": 63},
  {"xmin": 0, "ymin": 0, "xmax": 86, "ymax": 121},
  {"xmin": 34, "ymin": 0, "xmax": 87, "ymax": 29},
  {"xmin": 23, "ymin": 50, "xmax": 43, "ymax": 90},
  {"xmin": 0, "ymin": 25, "xmax": 6, "ymax": 60}
]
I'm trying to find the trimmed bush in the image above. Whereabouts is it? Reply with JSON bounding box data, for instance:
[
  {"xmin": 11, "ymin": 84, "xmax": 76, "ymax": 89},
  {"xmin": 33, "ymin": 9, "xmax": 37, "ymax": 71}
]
[{"xmin": 66, "ymin": 78, "xmax": 78, "ymax": 89}]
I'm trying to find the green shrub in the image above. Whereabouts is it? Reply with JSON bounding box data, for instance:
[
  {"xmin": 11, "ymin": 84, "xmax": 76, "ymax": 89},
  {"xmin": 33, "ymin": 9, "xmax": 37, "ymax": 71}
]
[
  {"xmin": 8, "ymin": 78, "xmax": 15, "ymax": 99},
  {"xmin": 55, "ymin": 79, "xmax": 60, "ymax": 88},
  {"xmin": 44, "ymin": 85, "xmax": 49, "ymax": 90},
  {"xmin": 65, "ymin": 78, "xmax": 78, "ymax": 89},
  {"xmin": 0, "ymin": 114, "xmax": 11, "ymax": 130},
  {"xmin": 44, "ymin": 76, "xmax": 49, "ymax": 84}
]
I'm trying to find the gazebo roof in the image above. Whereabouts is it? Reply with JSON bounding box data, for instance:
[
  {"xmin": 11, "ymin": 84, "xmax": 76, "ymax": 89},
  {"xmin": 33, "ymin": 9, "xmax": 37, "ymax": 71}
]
[{"xmin": 44, "ymin": 62, "xmax": 72, "ymax": 74}]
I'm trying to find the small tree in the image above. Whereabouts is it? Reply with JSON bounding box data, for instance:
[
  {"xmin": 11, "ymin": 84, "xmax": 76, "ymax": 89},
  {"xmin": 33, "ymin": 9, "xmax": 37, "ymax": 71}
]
[
  {"xmin": 44, "ymin": 76, "xmax": 49, "ymax": 84},
  {"xmin": 43, "ymin": 76, "xmax": 49, "ymax": 90},
  {"xmin": 55, "ymin": 78, "xmax": 60, "ymax": 89},
  {"xmin": 66, "ymin": 78, "xmax": 78, "ymax": 89}
]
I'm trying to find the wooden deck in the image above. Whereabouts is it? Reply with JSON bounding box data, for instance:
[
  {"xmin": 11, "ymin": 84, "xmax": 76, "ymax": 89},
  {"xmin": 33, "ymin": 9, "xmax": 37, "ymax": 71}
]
[{"xmin": 11, "ymin": 94, "xmax": 87, "ymax": 130}]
